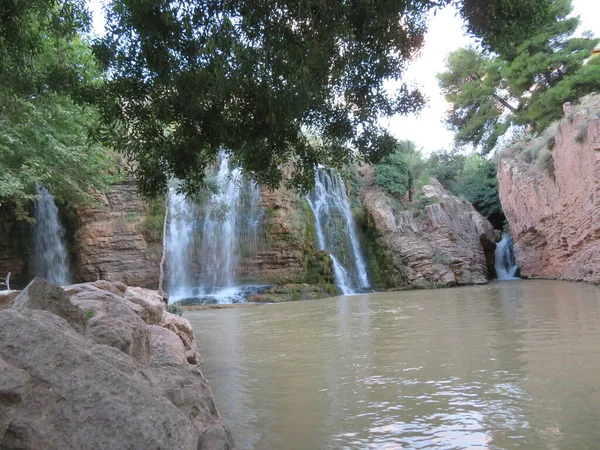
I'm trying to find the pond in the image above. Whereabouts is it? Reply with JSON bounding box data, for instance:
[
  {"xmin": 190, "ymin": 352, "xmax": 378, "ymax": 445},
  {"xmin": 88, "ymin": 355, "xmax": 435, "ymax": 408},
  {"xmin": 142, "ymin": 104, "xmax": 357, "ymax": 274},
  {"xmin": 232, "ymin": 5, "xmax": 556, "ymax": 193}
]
[{"xmin": 187, "ymin": 280, "xmax": 600, "ymax": 449}]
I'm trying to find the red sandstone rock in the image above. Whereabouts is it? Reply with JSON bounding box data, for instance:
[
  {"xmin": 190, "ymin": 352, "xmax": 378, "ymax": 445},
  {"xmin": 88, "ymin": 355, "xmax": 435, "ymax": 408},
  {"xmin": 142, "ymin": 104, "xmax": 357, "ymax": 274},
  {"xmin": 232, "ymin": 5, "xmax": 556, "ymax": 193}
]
[
  {"xmin": 359, "ymin": 166, "xmax": 497, "ymax": 287},
  {"xmin": 498, "ymin": 96, "xmax": 600, "ymax": 282},
  {"xmin": 74, "ymin": 178, "xmax": 161, "ymax": 288}
]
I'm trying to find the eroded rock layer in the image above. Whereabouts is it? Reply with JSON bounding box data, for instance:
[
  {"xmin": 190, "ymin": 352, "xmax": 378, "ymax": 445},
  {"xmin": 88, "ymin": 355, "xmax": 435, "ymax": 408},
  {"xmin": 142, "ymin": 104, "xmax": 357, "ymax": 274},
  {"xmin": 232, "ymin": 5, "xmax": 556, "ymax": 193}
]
[
  {"xmin": 359, "ymin": 166, "xmax": 497, "ymax": 288},
  {"xmin": 498, "ymin": 98, "xmax": 600, "ymax": 282},
  {"xmin": 74, "ymin": 177, "xmax": 161, "ymax": 288},
  {"xmin": 0, "ymin": 278, "xmax": 234, "ymax": 450}
]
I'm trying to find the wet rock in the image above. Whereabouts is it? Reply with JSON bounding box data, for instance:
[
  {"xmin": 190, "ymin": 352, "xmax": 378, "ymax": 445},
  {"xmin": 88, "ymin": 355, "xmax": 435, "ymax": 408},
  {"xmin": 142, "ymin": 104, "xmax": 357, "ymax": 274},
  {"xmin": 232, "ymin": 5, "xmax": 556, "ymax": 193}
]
[{"xmin": 11, "ymin": 277, "xmax": 87, "ymax": 334}]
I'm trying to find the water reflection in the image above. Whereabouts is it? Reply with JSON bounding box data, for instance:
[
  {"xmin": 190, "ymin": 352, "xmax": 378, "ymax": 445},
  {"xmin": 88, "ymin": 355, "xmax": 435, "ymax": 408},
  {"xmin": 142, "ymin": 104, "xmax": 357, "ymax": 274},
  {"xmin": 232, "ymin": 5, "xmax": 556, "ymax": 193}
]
[{"xmin": 187, "ymin": 280, "xmax": 600, "ymax": 449}]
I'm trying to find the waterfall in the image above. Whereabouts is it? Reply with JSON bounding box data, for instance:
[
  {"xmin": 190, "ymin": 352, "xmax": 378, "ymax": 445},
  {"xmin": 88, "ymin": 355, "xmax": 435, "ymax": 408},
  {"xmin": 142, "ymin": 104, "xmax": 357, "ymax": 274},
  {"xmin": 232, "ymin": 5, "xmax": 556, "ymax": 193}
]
[
  {"xmin": 198, "ymin": 153, "xmax": 263, "ymax": 295},
  {"xmin": 495, "ymin": 233, "xmax": 519, "ymax": 280},
  {"xmin": 166, "ymin": 184, "xmax": 195, "ymax": 299},
  {"xmin": 165, "ymin": 152, "xmax": 263, "ymax": 303},
  {"xmin": 307, "ymin": 168, "xmax": 369, "ymax": 295},
  {"xmin": 32, "ymin": 184, "xmax": 70, "ymax": 285}
]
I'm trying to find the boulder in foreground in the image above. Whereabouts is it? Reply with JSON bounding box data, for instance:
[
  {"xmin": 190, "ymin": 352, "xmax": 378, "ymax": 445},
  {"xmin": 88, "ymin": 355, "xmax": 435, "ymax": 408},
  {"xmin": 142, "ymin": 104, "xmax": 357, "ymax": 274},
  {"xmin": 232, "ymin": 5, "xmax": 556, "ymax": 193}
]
[{"xmin": 0, "ymin": 279, "xmax": 235, "ymax": 450}]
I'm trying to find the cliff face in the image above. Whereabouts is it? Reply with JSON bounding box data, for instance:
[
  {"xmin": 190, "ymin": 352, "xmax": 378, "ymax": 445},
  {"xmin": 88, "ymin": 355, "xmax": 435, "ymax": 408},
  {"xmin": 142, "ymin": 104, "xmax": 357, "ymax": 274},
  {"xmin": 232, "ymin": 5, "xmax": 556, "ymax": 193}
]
[
  {"xmin": 74, "ymin": 178, "xmax": 162, "ymax": 289},
  {"xmin": 0, "ymin": 205, "xmax": 30, "ymax": 287},
  {"xmin": 498, "ymin": 97, "xmax": 600, "ymax": 282},
  {"xmin": 359, "ymin": 166, "xmax": 497, "ymax": 288},
  {"xmin": 241, "ymin": 184, "xmax": 333, "ymax": 285}
]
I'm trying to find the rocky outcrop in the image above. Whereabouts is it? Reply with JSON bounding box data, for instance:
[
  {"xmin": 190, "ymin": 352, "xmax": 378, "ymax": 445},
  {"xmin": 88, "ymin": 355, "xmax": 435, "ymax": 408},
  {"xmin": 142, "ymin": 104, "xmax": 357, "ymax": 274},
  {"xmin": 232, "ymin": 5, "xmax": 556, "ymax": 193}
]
[
  {"xmin": 238, "ymin": 182, "xmax": 334, "ymax": 285},
  {"xmin": 359, "ymin": 167, "xmax": 497, "ymax": 288},
  {"xmin": 497, "ymin": 96, "xmax": 600, "ymax": 282},
  {"xmin": 248, "ymin": 283, "xmax": 341, "ymax": 303},
  {"xmin": 74, "ymin": 177, "xmax": 162, "ymax": 288},
  {"xmin": 0, "ymin": 278, "xmax": 233, "ymax": 449}
]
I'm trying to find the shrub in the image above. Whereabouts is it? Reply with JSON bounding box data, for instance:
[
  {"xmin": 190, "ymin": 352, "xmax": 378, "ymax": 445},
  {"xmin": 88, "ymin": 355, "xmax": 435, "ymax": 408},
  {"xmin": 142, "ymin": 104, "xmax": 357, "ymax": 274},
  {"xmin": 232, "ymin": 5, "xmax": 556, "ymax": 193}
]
[
  {"xmin": 167, "ymin": 302, "xmax": 183, "ymax": 316},
  {"xmin": 536, "ymin": 149, "xmax": 555, "ymax": 179},
  {"xmin": 575, "ymin": 122, "xmax": 588, "ymax": 143},
  {"xmin": 374, "ymin": 152, "xmax": 412, "ymax": 199}
]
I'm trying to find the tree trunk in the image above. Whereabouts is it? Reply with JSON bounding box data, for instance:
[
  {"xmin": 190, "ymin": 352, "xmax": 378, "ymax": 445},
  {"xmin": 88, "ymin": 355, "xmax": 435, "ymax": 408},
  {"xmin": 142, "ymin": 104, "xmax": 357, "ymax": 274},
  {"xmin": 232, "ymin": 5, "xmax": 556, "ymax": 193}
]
[{"xmin": 158, "ymin": 197, "xmax": 168, "ymax": 303}]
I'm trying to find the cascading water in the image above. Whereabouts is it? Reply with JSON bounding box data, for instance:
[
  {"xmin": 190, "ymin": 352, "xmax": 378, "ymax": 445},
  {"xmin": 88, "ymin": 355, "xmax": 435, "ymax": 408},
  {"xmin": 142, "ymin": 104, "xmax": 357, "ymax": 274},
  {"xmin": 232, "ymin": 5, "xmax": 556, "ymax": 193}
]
[
  {"xmin": 307, "ymin": 168, "xmax": 370, "ymax": 295},
  {"xmin": 165, "ymin": 152, "xmax": 264, "ymax": 303},
  {"xmin": 198, "ymin": 153, "xmax": 263, "ymax": 297},
  {"xmin": 32, "ymin": 184, "xmax": 70, "ymax": 285},
  {"xmin": 166, "ymin": 184, "xmax": 195, "ymax": 299},
  {"xmin": 495, "ymin": 233, "xmax": 519, "ymax": 280}
]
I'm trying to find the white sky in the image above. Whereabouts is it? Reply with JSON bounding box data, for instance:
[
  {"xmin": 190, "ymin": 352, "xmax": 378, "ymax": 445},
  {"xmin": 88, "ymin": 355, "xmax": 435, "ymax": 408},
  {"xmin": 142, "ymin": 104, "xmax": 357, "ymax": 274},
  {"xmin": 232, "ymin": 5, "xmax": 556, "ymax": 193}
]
[{"xmin": 88, "ymin": 0, "xmax": 600, "ymax": 154}]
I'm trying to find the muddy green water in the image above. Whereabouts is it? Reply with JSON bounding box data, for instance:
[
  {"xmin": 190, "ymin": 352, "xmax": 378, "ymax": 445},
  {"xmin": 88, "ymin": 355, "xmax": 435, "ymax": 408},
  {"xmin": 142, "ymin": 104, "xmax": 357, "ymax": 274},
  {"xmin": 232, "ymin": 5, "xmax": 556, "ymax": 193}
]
[{"xmin": 186, "ymin": 280, "xmax": 600, "ymax": 449}]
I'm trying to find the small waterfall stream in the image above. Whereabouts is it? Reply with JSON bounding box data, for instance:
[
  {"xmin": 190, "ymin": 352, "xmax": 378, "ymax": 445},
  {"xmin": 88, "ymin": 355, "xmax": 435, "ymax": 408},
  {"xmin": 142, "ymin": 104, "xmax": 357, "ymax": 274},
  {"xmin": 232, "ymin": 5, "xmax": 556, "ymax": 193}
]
[
  {"xmin": 495, "ymin": 233, "xmax": 519, "ymax": 280},
  {"xmin": 166, "ymin": 185, "xmax": 195, "ymax": 299},
  {"xmin": 165, "ymin": 152, "xmax": 263, "ymax": 303},
  {"xmin": 307, "ymin": 168, "xmax": 369, "ymax": 295},
  {"xmin": 32, "ymin": 184, "xmax": 70, "ymax": 285}
]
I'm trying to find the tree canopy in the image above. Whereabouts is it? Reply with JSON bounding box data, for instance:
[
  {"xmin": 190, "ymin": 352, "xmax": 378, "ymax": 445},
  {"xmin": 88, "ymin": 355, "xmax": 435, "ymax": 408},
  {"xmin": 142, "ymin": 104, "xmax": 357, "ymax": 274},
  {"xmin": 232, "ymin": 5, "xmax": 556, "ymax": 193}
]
[
  {"xmin": 0, "ymin": 1, "xmax": 117, "ymax": 217},
  {"xmin": 1, "ymin": 0, "xmax": 559, "ymax": 203},
  {"xmin": 438, "ymin": 0, "xmax": 600, "ymax": 153},
  {"xmin": 90, "ymin": 0, "xmax": 556, "ymax": 197}
]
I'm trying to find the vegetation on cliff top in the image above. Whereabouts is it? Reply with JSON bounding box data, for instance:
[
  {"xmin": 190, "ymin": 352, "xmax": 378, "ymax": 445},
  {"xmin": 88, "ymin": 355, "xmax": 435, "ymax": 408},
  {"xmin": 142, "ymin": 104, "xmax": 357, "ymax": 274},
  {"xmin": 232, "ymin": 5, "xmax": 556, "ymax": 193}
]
[
  {"xmin": 372, "ymin": 141, "xmax": 505, "ymax": 228},
  {"xmin": 438, "ymin": 0, "xmax": 600, "ymax": 154},
  {"xmin": 0, "ymin": 2, "xmax": 118, "ymax": 218}
]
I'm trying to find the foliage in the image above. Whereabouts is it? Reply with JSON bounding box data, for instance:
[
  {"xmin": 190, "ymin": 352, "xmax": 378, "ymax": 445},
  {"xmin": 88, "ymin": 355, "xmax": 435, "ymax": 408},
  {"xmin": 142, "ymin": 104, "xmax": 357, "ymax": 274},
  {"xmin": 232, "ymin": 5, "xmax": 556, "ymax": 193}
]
[
  {"xmin": 0, "ymin": 0, "xmax": 93, "ymax": 98},
  {"xmin": 88, "ymin": 0, "xmax": 554, "ymax": 198},
  {"xmin": 0, "ymin": 91, "xmax": 119, "ymax": 219},
  {"xmin": 373, "ymin": 141, "xmax": 416, "ymax": 199},
  {"xmin": 167, "ymin": 302, "xmax": 183, "ymax": 316},
  {"xmin": 0, "ymin": 2, "xmax": 118, "ymax": 218},
  {"xmin": 450, "ymin": 154, "xmax": 504, "ymax": 225},
  {"xmin": 141, "ymin": 197, "xmax": 166, "ymax": 241},
  {"xmin": 425, "ymin": 150, "xmax": 504, "ymax": 228},
  {"xmin": 438, "ymin": 0, "xmax": 600, "ymax": 153}
]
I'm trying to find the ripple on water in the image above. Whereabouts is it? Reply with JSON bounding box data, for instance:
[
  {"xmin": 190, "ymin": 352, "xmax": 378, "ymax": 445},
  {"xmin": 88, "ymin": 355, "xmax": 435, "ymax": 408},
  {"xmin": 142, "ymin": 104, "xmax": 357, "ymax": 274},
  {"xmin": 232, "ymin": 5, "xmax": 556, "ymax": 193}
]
[{"xmin": 187, "ymin": 281, "xmax": 600, "ymax": 449}]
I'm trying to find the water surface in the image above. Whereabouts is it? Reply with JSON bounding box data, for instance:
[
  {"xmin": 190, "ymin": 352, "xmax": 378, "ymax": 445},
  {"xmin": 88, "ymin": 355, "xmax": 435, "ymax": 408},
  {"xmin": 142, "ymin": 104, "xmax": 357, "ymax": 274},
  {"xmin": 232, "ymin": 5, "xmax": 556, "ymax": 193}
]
[{"xmin": 187, "ymin": 280, "xmax": 600, "ymax": 449}]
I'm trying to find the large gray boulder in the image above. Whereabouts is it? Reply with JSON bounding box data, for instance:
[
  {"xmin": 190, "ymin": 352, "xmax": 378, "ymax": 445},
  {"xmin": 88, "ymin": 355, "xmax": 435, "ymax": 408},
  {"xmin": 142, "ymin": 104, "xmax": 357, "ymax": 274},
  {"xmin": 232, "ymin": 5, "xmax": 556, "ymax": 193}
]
[
  {"xmin": 0, "ymin": 279, "xmax": 234, "ymax": 450},
  {"xmin": 69, "ymin": 287, "xmax": 152, "ymax": 364},
  {"xmin": 11, "ymin": 277, "xmax": 87, "ymax": 334}
]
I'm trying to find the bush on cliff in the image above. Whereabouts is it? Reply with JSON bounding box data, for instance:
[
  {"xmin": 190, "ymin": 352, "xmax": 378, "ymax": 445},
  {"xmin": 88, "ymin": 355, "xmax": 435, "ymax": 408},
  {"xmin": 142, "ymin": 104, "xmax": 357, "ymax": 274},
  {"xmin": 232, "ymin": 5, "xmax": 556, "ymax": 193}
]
[{"xmin": 374, "ymin": 141, "xmax": 423, "ymax": 200}]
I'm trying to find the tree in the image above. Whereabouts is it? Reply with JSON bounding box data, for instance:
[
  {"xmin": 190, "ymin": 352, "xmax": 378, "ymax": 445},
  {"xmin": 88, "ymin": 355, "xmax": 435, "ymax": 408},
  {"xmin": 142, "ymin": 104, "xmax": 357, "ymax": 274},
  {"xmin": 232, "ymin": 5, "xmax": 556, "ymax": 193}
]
[
  {"xmin": 0, "ymin": 2, "xmax": 117, "ymax": 218},
  {"xmin": 374, "ymin": 141, "xmax": 415, "ymax": 200},
  {"xmin": 438, "ymin": 0, "xmax": 600, "ymax": 153},
  {"xmin": 90, "ymin": 0, "xmax": 556, "ymax": 198}
]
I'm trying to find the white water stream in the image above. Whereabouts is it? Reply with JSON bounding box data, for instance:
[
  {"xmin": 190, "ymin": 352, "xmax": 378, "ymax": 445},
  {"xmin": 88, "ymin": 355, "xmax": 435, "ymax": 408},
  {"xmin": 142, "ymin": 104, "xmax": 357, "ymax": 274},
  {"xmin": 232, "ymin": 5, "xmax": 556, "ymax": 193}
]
[
  {"xmin": 307, "ymin": 168, "xmax": 369, "ymax": 295},
  {"xmin": 32, "ymin": 184, "xmax": 70, "ymax": 285},
  {"xmin": 495, "ymin": 233, "xmax": 519, "ymax": 280}
]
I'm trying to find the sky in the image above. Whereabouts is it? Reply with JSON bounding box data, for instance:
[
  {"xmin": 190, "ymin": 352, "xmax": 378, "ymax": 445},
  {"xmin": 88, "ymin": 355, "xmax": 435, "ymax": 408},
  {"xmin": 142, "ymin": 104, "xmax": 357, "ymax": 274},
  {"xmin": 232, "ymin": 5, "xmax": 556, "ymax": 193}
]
[{"xmin": 89, "ymin": 0, "xmax": 600, "ymax": 154}]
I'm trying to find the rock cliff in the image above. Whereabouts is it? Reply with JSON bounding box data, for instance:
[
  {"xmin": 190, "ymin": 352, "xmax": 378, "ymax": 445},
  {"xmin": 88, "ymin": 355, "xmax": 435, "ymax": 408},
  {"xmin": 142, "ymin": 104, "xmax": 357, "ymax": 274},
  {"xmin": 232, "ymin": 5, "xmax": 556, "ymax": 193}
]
[
  {"xmin": 497, "ymin": 96, "xmax": 600, "ymax": 282},
  {"xmin": 74, "ymin": 177, "xmax": 162, "ymax": 288},
  {"xmin": 358, "ymin": 166, "xmax": 497, "ymax": 288},
  {"xmin": 0, "ymin": 278, "xmax": 234, "ymax": 449}
]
